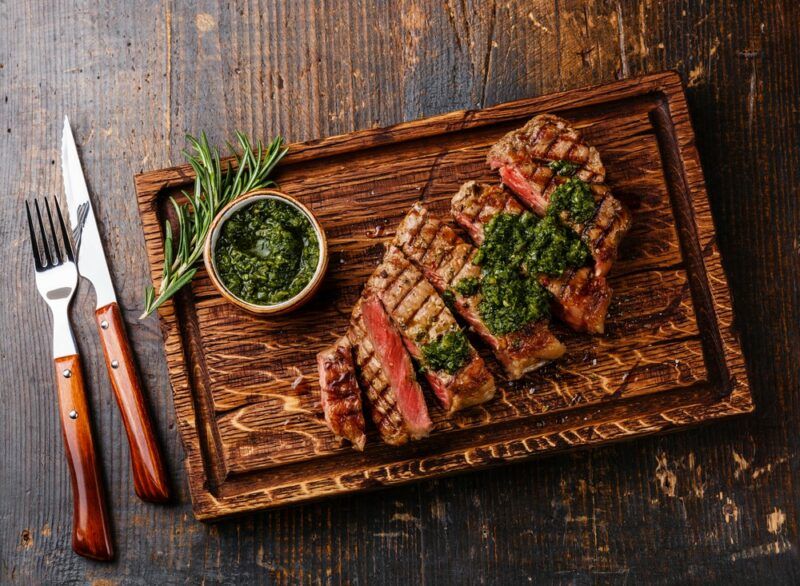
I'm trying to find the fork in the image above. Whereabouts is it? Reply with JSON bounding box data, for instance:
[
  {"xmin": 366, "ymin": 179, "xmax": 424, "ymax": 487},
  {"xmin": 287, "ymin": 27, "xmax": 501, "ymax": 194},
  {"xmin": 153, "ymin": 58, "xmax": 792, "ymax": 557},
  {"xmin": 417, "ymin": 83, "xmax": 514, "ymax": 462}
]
[{"xmin": 26, "ymin": 197, "xmax": 114, "ymax": 561}]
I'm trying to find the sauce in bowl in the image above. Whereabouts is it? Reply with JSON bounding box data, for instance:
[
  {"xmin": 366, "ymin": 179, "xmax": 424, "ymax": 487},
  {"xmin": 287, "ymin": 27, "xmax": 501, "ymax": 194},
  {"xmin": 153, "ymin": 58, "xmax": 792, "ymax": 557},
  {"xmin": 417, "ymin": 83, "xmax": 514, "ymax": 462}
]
[{"xmin": 211, "ymin": 196, "xmax": 322, "ymax": 308}]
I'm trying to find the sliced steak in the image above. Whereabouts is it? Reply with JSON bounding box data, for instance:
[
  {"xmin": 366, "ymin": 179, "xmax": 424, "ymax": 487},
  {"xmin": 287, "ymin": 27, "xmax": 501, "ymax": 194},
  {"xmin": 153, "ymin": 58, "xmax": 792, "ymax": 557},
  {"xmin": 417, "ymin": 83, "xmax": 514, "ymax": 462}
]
[
  {"xmin": 366, "ymin": 246, "xmax": 496, "ymax": 413},
  {"xmin": 394, "ymin": 203, "xmax": 565, "ymax": 378},
  {"xmin": 573, "ymin": 185, "xmax": 631, "ymax": 277},
  {"xmin": 452, "ymin": 181, "xmax": 612, "ymax": 334},
  {"xmin": 487, "ymin": 113, "xmax": 605, "ymax": 188},
  {"xmin": 316, "ymin": 337, "xmax": 367, "ymax": 451},
  {"xmin": 487, "ymin": 114, "xmax": 631, "ymax": 276},
  {"xmin": 350, "ymin": 297, "xmax": 432, "ymax": 445}
]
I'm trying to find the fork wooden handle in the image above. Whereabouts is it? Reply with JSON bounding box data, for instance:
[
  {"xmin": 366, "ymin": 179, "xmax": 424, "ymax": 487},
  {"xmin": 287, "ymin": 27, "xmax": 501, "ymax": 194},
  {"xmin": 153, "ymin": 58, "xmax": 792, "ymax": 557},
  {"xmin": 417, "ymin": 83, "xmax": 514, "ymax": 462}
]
[
  {"xmin": 95, "ymin": 302, "xmax": 170, "ymax": 503},
  {"xmin": 54, "ymin": 354, "xmax": 114, "ymax": 561}
]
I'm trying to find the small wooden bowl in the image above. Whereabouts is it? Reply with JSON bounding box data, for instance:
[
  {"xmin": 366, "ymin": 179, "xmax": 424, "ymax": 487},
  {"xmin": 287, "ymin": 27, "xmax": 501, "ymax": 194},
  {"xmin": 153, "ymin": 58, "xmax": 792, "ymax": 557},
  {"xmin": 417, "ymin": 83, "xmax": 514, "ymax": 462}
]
[{"xmin": 203, "ymin": 189, "xmax": 329, "ymax": 316}]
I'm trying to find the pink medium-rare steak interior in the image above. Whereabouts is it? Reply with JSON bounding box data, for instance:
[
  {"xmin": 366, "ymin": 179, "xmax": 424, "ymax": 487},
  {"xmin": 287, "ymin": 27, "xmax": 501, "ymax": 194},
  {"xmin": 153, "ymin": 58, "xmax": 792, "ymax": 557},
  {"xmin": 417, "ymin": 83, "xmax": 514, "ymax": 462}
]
[
  {"xmin": 488, "ymin": 114, "xmax": 631, "ymax": 277},
  {"xmin": 394, "ymin": 203, "xmax": 565, "ymax": 378},
  {"xmin": 451, "ymin": 181, "xmax": 612, "ymax": 333},
  {"xmin": 361, "ymin": 295, "xmax": 432, "ymax": 438},
  {"xmin": 487, "ymin": 113, "xmax": 606, "ymax": 182},
  {"xmin": 366, "ymin": 246, "xmax": 496, "ymax": 412}
]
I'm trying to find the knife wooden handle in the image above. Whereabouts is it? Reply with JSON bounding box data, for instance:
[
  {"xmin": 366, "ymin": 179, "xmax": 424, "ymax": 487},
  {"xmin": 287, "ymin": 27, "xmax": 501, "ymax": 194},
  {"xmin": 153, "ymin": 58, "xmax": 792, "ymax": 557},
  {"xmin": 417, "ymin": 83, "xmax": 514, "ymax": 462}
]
[
  {"xmin": 54, "ymin": 354, "xmax": 114, "ymax": 561},
  {"xmin": 95, "ymin": 302, "xmax": 170, "ymax": 503}
]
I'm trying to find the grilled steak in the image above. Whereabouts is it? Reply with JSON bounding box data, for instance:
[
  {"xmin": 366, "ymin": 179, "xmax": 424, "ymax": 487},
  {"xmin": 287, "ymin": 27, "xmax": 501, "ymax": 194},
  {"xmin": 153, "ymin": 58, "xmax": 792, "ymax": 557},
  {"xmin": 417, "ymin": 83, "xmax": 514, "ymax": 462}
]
[
  {"xmin": 487, "ymin": 113, "xmax": 605, "ymax": 187},
  {"xmin": 366, "ymin": 246, "xmax": 496, "ymax": 413},
  {"xmin": 394, "ymin": 203, "xmax": 565, "ymax": 378},
  {"xmin": 452, "ymin": 181, "xmax": 612, "ymax": 334},
  {"xmin": 350, "ymin": 297, "xmax": 432, "ymax": 445},
  {"xmin": 316, "ymin": 337, "xmax": 367, "ymax": 451},
  {"xmin": 487, "ymin": 114, "xmax": 631, "ymax": 276}
]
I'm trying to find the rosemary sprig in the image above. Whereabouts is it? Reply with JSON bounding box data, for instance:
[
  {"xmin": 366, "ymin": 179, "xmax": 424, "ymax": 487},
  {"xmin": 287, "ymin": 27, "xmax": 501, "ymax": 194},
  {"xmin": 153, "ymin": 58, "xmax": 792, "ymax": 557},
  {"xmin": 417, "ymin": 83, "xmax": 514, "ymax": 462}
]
[{"xmin": 140, "ymin": 131, "xmax": 288, "ymax": 318}]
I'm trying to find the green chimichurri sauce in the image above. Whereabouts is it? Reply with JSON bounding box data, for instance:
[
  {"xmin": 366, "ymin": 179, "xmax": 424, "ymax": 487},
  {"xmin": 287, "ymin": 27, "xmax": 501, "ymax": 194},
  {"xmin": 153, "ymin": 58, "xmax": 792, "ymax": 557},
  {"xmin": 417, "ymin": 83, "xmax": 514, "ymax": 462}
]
[
  {"xmin": 215, "ymin": 199, "xmax": 319, "ymax": 305},
  {"xmin": 469, "ymin": 200, "xmax": 591, "ymax": 335},
  {"xmin": 479, "ymin": 266, "xmax": 550, "ymax": 335},
  {"xmin": 453, "ymin": 276, "xmax": 480, "ymax": 297},
  {"xmin": 548, "ymin": 159, "xmax": 579, "ymax": 177},
  {"xmin": 472, "ymin": 211, "xmax": 552, "ymax": 335},
  {"xmin": 441, "ymin": 288, "xmax": 457, "ymax": 309},
  {"xmin": 472, "ymin": 211, "xmax": 537, "ymax": 267},
  {"xmin": 421, "ymin": 329, "xmax": 471, "ymax": 374},
  {"xmin": 548, "ymin": 176, "xmax": 596, "ymax": 224},
  {"xmin": 524, "ymin": 214, "xmax": 589, "ymax": 276}
]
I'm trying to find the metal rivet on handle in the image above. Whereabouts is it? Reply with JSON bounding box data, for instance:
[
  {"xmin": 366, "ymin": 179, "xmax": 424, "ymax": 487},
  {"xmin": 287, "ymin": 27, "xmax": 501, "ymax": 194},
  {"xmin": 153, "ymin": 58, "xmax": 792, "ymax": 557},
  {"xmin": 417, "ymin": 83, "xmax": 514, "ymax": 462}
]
[
  {"xmin": 111, "ymin": 360, "xmax": 119, "ymax": 369},
  {"xmin": 100, "ymin": 320, "xmax": 109, "ymax": 329},
  {"xmin": 62, "ymin": 369, "xmax": 72, "ymax": 378},
  {"xmin": 68, "ymin": 410, "xmax": 78, "ymax": 420}
]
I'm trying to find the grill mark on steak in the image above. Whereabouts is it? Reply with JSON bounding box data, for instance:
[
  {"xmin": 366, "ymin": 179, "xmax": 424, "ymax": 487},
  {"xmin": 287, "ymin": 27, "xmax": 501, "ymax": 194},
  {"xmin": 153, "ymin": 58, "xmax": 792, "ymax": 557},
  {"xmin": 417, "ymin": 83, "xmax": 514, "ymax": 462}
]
[
  {"xmin": 452, "ymin": 181, "xmax": 612, "ymax": 334},
  {"xmin": 487, "ymin": 114, "xmax": 631, "ymax": 276},
  {"xmin": 366, "ymin": 246, "xmax": 496, "ymax": 412},
  {"xmin": 452, "ymin": 181, "xmax": 525, "ymax": 245},
  {"xmin": 419, "ymin": 221, "xmax": 450, "ymax": 269},
  {"xmin": 316, "ymin": 337, "xmax": 367, "ymax": 451},
  {"xmin": 350, "ymin": 299, "xmax": 431, "ymax": 445},
  {"xmin": 488, "ymin": 114, "xmax": 605, "ymax": 183},
  {"xmin": 395, "ymin": 203, "xmax": 566, "ymax": 379},
  {"xmin": 577, "ymin": 192, "xmax": 631, "ymax": 277}
]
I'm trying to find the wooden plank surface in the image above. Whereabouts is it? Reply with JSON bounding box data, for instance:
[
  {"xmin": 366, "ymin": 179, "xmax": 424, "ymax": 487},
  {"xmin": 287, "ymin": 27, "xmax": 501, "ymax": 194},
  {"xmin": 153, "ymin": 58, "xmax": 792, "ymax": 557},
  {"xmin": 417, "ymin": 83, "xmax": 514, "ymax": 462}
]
[{"xmin": 1, "ymin": 0, "xmax": 798, "ymax": 582}]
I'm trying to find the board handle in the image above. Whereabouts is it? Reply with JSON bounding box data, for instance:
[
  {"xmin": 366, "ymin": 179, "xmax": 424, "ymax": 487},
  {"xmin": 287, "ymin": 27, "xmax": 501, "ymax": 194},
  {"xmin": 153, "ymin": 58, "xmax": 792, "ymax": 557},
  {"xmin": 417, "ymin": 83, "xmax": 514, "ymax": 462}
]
[
  {"xmin": 95, "ymin": 302, "xmax": 170, "ymax": 503},
  {"xmin": 54, "ymin": 354, "xmax": 114, "ymax": 561}
]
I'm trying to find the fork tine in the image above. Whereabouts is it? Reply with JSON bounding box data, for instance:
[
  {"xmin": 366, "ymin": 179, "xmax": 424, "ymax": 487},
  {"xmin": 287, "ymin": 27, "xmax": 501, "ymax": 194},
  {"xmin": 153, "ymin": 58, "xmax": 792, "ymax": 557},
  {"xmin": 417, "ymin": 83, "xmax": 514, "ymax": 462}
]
[
  {"xmin": 54, "ymin": 197, "xmax": 74, "ymax": 262},
  {"xmin": 34, "ymin": 199, "xmax": 53, "ymax": 268},
  {"xmin": 44, "ymin": 198, "xmax": 63, "ymax": 265},
  {"xmin": 25, "ymin": 200, "xmax": 43, "ymax": 271}
]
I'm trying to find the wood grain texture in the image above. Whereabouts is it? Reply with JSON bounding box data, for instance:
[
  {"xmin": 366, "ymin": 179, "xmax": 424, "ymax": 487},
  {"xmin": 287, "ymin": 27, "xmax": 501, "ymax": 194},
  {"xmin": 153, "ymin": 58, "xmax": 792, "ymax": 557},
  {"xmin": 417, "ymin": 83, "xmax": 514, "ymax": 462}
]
[
  {"xmin": 95, "ymin": 302, "xmax": 170, "ymax": 503},
  {"xmin": 134, "ymin": 71, "xmax": 753, "ymax": 519},
  {"xmin": 1, "ymin": 0, "xmax": 798, "ymax": 583}
]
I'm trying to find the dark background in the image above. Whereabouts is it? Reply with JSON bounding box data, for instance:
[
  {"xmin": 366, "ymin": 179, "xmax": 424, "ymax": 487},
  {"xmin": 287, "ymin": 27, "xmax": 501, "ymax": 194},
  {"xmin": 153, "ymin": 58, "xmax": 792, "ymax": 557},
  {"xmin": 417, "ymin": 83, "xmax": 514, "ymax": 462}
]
[{"xmin": 1, "ymin": 1, "xmax": 798, "ymax": 583}]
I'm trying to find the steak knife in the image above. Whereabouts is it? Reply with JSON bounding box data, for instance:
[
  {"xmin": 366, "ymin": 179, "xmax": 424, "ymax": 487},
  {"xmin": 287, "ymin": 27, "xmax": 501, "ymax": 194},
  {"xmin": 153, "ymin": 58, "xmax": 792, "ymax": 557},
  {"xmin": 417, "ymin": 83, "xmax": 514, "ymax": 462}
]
[{"xmin": 62, "ymin": 116, "xmax": 170, "ymax": 503}]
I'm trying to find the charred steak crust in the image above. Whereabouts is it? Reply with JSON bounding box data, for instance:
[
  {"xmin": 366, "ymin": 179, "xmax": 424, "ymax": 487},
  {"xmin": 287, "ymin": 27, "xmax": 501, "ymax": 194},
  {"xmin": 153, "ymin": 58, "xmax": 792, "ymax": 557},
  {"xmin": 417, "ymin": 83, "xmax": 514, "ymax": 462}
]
[
  {"xmin": 349, "ymin": 299, "xmax": 431, "ymax": 445},
  {"xmin": 316, "ymin": 337, "xmax": 367, "ymax": 451},
  {"xmin": 366, "ymin": 246, "xmax": 496, "ymax": 413},
  {"xmin": 394, "ymin": 203, "xmax": 565, "ymax": 379},
  {"xmin": 451, "ymin": 181, "xmax": 525, "ymax": 246},
  {"xmin": 487, "ymin": 114, "xmax": 631, "ymax": 276},
  {"xmin": 452, "ymin": 181, "xmax": 612, "ymax": 334},
  {"xmin": 487, "ymin": 113, "xmax": 605, "ymax": 183},
  {"xmin": 313, "ymin": 112, "xmax": 633, "ymax": 449}
]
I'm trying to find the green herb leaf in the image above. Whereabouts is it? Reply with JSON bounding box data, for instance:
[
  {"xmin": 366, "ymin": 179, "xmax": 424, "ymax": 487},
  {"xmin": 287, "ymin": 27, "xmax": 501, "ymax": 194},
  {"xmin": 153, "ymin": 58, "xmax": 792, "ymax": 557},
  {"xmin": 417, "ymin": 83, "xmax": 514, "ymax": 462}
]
[
  {"xmin": 548, "ymin": 159, "xmax": 580, "ymax": 177},
  {"xmin": 453, "ymin": 276, "xmax": 480, "ymax": 297},
  {"xmin": 441, "ymin": 288, "xmax": 457, "ymax": 309},
  {"xmin": 524, "ymin": 215, "xmax": 589, "ymax": 276},
  {"xmin": 421, "ymin": 329, "xmax": 471, "ymax": 375},
  {"xmin": 548, "ymin": 177, "xmax": 596, "ymax": 225}
]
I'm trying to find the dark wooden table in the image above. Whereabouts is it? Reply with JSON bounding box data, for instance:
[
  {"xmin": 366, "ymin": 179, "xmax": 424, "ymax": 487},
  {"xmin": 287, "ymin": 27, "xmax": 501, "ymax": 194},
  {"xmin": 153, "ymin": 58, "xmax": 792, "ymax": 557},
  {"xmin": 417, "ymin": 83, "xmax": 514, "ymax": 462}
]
[{"xmin": 2, "ymin": 1, "xmax": 798, "ymax": 583}]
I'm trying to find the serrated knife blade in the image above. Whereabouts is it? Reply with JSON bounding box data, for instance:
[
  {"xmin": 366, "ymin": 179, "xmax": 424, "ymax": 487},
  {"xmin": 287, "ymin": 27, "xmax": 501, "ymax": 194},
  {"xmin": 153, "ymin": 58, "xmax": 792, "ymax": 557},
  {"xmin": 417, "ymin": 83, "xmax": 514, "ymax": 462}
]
[{"xmin": 61, "ymin": 116, "xmax": 116, "ymax": 308}]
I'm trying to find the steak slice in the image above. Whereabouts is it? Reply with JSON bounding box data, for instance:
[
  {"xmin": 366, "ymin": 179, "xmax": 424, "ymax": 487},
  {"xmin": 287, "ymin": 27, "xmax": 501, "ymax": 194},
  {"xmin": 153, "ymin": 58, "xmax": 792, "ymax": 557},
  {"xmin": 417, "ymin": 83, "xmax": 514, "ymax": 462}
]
[
  {"xmin": 316, "ymin": 337, "xmax": 367, "ymax": 451},
  {"xmin": 452, "ymin": 181, "xmax": 612, "ymax": 334},
  {"xmin": 487, "ymin": 114, "xmax": 631, "ymax": 276},
  {"xmin": 366, "ymin": 246, "xmax": 496, "ymax": 413},
  {"xmin": 350, "ymin": 297, "xmax": 432, "ymax": 445},
  {"xmin": 487, "ymin": 113, "xmax": 605, "ymax": 187},
  {"xmin": 394, "ymin": 203, "xmax": 565, "ymax": 379}
]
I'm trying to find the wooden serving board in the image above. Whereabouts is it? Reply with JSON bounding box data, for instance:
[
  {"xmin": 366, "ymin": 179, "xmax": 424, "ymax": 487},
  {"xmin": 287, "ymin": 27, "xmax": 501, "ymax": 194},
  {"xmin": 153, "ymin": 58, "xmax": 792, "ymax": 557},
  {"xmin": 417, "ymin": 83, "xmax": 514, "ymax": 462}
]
[{"xmin": 135, "ymin": 71, "xmax": 753, "ymax": 521}]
